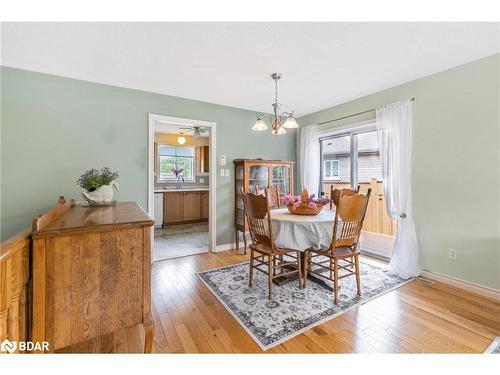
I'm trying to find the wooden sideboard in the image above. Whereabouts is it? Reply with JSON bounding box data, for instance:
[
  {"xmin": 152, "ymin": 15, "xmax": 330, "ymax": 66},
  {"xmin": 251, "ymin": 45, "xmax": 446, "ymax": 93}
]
[
  {"xmin": 233, "ymin": 159, "xmax": 295, "ymax": 253},
  {"xmin": 0, "ymin": 228, "xmax": 31, "ymax": 353},
  {"xmin": 30, "ymin": 198, "xmax": 155, "ymax": 353}
]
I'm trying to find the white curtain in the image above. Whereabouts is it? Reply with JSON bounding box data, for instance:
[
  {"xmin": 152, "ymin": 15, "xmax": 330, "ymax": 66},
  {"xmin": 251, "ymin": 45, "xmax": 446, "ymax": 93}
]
[
  {"xmin": 376, "ymin": 99, "xmax": 421, "ymax": 279},
  {"xmin": 299, "ymin": 125, "xmax": 320, "ymax": 197}
]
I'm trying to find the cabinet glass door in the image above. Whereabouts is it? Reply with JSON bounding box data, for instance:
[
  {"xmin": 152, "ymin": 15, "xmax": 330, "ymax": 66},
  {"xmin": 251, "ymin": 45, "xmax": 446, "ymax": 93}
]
[
  {"xmin": 272, "ymin": 165, "xmax": 291, "ymax": 195},
  {"xmin": 248, "ymin": 165, "xmax": 269, "ymax": 193},
  {"xmin": 235, "ymin": 164, "xmax": 245, "ymax": 226}
]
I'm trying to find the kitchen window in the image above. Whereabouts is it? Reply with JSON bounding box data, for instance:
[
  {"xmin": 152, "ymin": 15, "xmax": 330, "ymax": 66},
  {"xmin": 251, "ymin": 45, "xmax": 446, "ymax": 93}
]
[{"xmin": 158, "ymin": 145, "xmax": 195, "ymax": 182}]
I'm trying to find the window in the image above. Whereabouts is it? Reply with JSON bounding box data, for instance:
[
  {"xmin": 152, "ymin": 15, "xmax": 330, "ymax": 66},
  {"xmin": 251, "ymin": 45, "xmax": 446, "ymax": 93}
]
[
  {"xmin": 323, "ymin": 160, "xmax": 339, "ymax": 180},
  {"xmin": 158, "ymin": 145, "xmax": 195, "ymax": 182}
]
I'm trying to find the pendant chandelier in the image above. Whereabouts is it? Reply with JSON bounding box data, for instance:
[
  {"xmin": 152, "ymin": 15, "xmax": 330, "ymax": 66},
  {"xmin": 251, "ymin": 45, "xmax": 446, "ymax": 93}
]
[{"xmin": 252, "ymin": 73, "xmax": 298, "ymax": 135}]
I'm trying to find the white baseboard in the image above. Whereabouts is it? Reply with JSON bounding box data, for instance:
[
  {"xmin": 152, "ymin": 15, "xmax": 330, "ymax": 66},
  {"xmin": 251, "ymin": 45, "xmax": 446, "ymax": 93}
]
[{"xmin": 420, "ymin": 270, "xmax": 500, "ymax": 301}]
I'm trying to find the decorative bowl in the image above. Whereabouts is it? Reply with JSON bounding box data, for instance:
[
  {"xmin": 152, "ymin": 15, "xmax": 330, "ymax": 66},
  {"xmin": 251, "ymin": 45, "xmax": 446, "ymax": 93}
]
[{"xmin": 286, "ymin": 204, "xmax": 324, "ymax": 216}]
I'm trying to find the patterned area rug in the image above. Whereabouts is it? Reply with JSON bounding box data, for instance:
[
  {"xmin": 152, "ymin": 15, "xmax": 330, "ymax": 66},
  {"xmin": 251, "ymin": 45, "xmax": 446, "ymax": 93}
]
[
  {"xmin": 484, "ymin": 337, "xmax": 500, "ymax": 353},
  {"xmin": 197, "ymin": 259, "xmax": 410, "ymax": 350}
]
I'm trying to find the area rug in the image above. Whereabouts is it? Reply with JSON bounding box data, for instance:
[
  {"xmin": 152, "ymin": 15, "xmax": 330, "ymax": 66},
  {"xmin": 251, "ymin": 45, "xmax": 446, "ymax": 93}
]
[
  {"xmin": 484, "ymin": 337, "xmax": 500, "ymax": 353},
  {"xmin": 197, "ymin": 259, "xmax": 411, "ymax": 350}
]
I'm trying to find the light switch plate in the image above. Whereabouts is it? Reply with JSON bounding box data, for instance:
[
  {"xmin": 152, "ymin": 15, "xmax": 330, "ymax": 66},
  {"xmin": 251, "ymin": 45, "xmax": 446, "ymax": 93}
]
[
  {"xmin": 225, "ymin": 169, "xmax": 230, "ymax": 177},
  {"xmin": 220, "ymin": 168, "xmax": 225, "ymax": 177}
]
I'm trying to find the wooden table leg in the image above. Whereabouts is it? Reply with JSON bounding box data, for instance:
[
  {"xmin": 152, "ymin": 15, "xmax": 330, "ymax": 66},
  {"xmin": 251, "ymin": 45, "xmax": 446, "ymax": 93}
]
[{"xmin": 272, "ymin": 251, "xmax": 334, "ymax": 291}]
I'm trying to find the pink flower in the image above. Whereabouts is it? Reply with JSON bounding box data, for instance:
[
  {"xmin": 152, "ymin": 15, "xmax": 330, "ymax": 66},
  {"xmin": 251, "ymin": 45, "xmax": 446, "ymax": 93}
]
[
  {"xmin": 280, "ymin": 195, "xmax": 299, "ymax": 206},
  {"xmin": 307, "ymin": 202, "xmax": 318, "ymax": 209},
  {"xmin": 315, "ymin": 197, "xmax": 331, "ymax": 206},
  {"xmin": 292, "ymin": 201, "xmax": 301, "ymax": 210}
]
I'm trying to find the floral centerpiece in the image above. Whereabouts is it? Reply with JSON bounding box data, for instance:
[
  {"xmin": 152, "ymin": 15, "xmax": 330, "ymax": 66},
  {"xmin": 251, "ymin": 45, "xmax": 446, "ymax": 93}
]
[
  {"xmin": 280, "ymin": 189, "xmax": 330, "ymax": 215},
  {"xmin": 77, "ymin": 167, "xmax": 119, "ymax": 204}
]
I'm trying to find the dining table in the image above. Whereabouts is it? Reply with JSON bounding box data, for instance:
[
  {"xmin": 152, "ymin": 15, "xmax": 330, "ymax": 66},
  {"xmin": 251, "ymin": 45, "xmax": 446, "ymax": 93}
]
[{"xmin": 270, "ymin": 207, "xmax": 341, "ymax": 289}]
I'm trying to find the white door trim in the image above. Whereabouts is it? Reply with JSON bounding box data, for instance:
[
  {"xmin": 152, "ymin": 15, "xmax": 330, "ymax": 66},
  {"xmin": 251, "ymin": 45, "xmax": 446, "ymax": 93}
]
[{"xmin": 147, "ymin": 114, "xmax": 217, "ymax": 253}]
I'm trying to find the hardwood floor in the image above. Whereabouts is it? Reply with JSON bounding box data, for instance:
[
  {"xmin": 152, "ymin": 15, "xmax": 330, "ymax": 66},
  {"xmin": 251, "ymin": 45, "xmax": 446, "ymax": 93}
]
[{"xmin": 57, "ymin": 249, "xmax": 500, "ymax": 354}]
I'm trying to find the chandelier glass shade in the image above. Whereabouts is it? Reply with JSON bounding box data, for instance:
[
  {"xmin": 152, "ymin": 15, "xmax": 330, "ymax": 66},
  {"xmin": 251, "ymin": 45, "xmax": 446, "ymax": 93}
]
[
  {"xmin": 252, "ymin": 73, "xmax": 298, "ymax": 135},
  {"xmin": 283, "ymin": 114, "xmax": 299, "ymax": 128},
  {"xmin": 252, "ymin": 117, "xmax": 268, "ymax": 131}
]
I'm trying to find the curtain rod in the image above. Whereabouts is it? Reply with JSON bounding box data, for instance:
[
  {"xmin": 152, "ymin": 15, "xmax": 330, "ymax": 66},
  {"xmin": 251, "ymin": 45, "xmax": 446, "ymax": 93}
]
[{"xmin": 318, "ymin": 97, "xmax": 416, "ymax": 126}]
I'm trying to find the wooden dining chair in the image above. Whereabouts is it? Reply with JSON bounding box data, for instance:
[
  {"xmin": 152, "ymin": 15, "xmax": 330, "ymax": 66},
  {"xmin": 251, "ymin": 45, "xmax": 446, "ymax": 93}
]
[
  {"xmin": 267, "ymin": 186, "xmax": 281, "ymax": 209},
  {"xmin": 304, "ymin": 189, "xmax": 371, "ymax": 304},
  {"xmin": 329, "ymin": 185, "xmax": 360, "ymax": 209},
  {"xmin": 253, "ymin": 185, "xmax": 281, "ymax": 209},
  {"xmin": 241, "ymin": 187, "xmax": 302, "ymax": 300}
]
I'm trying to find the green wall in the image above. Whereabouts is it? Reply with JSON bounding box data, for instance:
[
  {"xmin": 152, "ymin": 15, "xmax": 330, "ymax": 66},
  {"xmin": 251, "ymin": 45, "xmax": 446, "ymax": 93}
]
[
  {"xmin": 0, "ymin": 66, "xmax": 297, "ymax": 245},
  {"xmin": 299, "ymin": 54, "xmax": 500, "ymax": 289}
]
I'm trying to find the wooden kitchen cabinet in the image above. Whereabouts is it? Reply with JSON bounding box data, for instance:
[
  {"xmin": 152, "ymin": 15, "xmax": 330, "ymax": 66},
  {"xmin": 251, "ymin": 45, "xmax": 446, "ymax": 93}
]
[
  {"xmin": 162, "ymin": 190, "xmax": 209, "ymax": 225},
  {"xmin": 163, "ymin": 192, "xmax": 183, "ymax": 224},
  {"xmin": 183, "ymin": 191, "xmax": 201, "ymax": 221}
]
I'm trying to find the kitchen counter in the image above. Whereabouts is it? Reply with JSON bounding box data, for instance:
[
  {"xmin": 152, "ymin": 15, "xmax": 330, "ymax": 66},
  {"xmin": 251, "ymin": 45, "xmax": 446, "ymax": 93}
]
[{"xmin": 154, "ymin": 187, "xmax": 209, "ymax": 193}]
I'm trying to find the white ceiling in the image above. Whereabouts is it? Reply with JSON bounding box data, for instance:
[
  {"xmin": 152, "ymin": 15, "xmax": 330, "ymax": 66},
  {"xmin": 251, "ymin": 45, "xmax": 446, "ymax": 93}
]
[{"xmin": 2, "ymin": 22, "xmax": 499, "ymax": 116}]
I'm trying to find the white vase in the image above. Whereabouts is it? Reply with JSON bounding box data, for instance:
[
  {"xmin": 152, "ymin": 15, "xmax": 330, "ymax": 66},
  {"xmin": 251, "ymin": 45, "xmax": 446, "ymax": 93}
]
[{"xmin": 82, "ymin": 182, "xmax": 119, "ymax": 204}]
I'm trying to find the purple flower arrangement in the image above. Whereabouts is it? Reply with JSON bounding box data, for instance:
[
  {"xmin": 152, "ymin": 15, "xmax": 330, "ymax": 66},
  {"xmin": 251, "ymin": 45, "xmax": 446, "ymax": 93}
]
[
  {"xmin": 171, "ymin": 166, "xmax": 184, "ymax": 177},
  {"xmin": 280, "ymin": 191, "xmax": 331, "ymax": 210}
]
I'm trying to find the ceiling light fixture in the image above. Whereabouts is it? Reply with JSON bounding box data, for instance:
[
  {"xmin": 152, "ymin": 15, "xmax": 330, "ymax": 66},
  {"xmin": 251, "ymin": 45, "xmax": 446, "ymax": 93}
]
[
  {"xmin": 177, "ymin": 133, "xmax": 186, "ymax": 145},
  {"xmin": 252, "ymin": 73, "xmax": 299, "ymax": 136}
]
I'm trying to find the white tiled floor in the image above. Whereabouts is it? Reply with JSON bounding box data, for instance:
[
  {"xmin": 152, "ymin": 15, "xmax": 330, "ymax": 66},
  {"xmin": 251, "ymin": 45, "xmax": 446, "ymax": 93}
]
[{"xmin": 153, "ymin": 223, "xmax": 209, "ymax": 262}]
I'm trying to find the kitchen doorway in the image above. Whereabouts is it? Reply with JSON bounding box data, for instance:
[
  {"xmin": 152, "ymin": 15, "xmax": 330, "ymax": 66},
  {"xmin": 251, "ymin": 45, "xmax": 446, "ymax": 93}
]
[{"xmin": 148, "ymin": 114, "xmax": 216, "ymax": 261}]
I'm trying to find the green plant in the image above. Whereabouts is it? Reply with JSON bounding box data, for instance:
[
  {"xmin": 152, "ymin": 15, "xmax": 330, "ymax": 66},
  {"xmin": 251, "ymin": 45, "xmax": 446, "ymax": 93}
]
[{"xmin": 77, "ymin": 167, "xmax": 119, "ymax": 192}]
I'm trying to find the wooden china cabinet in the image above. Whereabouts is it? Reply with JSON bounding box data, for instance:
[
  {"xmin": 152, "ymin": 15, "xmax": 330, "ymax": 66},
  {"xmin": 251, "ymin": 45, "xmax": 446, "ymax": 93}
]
[{"xmin": 233, "ymin": 159, "xmax": 295, "ymax": 253}]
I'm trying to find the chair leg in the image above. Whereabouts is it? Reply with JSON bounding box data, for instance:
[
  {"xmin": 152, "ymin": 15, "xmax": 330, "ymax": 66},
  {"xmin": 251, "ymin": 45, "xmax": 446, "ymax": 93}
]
[
  {"xmin": 273, "ymin": 255, "xmax": 277, "ymax": 276},
  {"xmin": 355, "ymin": 254, "xmax": 361, "ymax": 296},
  {"xmin": 243, "ymin": 231, "xmax": 248, "ymax": 255},
  {"xmin": 279, "ymin": 254, "xmax": 283, "ymax": 274},
  {"xmin": 333, "ymin": 258, "xmax": 339, "ymax": 305},
  {"xmin": 268, "ymin": 255, "xmax": 273, "ymax": 300},
  {"xmin": 329, "ymin": 258, "xmax": 333, "ymax": 279},
  {"xmin": 248, "ymin": 249, "xmax": 254, "ymax": 288},
  {"xmin": 303, "ymin": 250, "xmax": 308, "ymax": 288},
  {"xmin": 296, "ymin": 251, "xmax": 302, "ymax": 289}
]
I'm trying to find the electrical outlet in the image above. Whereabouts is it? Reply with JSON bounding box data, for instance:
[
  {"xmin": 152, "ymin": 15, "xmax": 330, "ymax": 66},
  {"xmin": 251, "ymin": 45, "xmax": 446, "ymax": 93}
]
[
  {"xmin": 199, "ymin": 178, "xmax": 204, "ymax": 183},
  {"xmin": 449, "ymin": 248, "xmax": 458, "ymax": 261}
]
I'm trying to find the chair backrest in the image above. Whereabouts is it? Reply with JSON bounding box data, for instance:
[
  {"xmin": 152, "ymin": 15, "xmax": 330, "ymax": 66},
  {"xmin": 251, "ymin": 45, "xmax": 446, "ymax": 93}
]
[
  {"xmin": 330, "ymin": 185, "xmax": 360, "ymax": 208},
  {"xmin": 331, "ymin": 188, "xmax": 371, "ymax": 250},
  {"xmin": 241, "ymin": 187, "xmax": 275, "ymax": 249},
  {"xmin": 252, "ymin": 186, "xmax": 281, "ymax": 209},
  {"xmin": 267, "ymin": 186, "xmax": 281, "ymax": 209}
]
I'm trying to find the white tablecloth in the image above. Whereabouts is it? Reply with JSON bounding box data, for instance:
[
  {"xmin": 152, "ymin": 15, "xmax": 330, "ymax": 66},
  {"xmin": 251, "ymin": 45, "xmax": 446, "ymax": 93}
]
[{"xmin": 270, "ymin": 208, "xmax": 338, "ymax": 251}]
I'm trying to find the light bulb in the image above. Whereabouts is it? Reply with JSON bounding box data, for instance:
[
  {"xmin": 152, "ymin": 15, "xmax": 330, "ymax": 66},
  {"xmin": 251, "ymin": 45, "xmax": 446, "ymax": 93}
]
[{"xmin": 177, "ymin": 134, "xmax": 186, "ymax": 145}]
